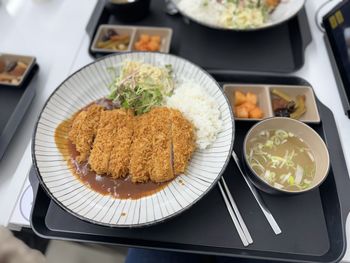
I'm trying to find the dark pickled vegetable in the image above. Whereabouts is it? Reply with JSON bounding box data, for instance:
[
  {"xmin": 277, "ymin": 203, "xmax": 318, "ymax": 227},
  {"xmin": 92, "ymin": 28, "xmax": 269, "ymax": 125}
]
[
  {"xmin": 290, "ymin": 95, "xmax": 306, "ymax": 119},
  {"xmin": 274, "ymin": 108, "xmax": 290, "ymax": 117},
  {"xmin": 5, "ymin": 61, "xmax": 17, "ymax": 72},
  {"xmin": 0, "ymin": 59, "xmax": 28, "ymax": 85},
  {"xmin": 101, "ymin": 35, "xmax": 110, "ymax": 42},
  {"xmin": 97, "ymin": 29, "xmax": 130, "ymax": 51},
  {"xmin": 271, "ymin": 89, "xmax": 307, "ymax": 120},
  {"xmin": 272, "ymin": 89, "xmax": 292, "ymax": 102},
  {"xmin": 107, "ymin": 29, "xmax": 118, "ymax": 38}
]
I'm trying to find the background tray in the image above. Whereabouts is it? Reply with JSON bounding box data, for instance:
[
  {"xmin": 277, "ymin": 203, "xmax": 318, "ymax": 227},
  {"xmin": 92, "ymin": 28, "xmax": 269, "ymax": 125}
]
[
  {"xmin": 30, "ymin": 73, "xmax": 350, "ymax": 263},
  {"xmin": 86, "ymin": 0, "xmax": 312, "ymax": 73},
  {"xmin": 0, "ymin": 64, "xmax": 38, "ymax": 160}
]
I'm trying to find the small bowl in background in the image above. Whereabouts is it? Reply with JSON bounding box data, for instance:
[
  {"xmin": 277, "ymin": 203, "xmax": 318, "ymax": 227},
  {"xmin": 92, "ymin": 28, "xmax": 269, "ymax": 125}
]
[
  {"xmin": 269, "ymin": 85, "xmax": 320, "ymax": 123},
  {"xmin": 106, "ymin": 0, "xmax": 151, "ymax": 22},
  {"xmin": 131, "ymin": 26, "xmax": 173, "ymax": 53},
  {"xmin": 0, "ymin": 53, "xmax": 36, "ymax": 87},
  {"xmin": 91, "ymin": 25, "xmax": 135, "ymax": 54},
  {"xmin": 223, "ymin": 84, "xmax": 273, "ymax": 121},
  {"xmin": 243, "ymin": 117, "xmax": 330, "ymax": 195}
]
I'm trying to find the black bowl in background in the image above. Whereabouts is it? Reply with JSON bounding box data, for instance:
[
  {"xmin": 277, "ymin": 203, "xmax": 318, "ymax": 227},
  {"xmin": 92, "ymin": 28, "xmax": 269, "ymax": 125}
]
[{"xmin": 105, "ymin": 0, "xmax": 151, "ymax": 22}]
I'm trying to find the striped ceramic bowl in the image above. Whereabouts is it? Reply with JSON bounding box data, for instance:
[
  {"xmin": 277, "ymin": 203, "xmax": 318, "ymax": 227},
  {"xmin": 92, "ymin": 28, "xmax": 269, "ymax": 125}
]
[{"xmin": 32, "ymin": 52, "xmax": 234, "ymax": 227}]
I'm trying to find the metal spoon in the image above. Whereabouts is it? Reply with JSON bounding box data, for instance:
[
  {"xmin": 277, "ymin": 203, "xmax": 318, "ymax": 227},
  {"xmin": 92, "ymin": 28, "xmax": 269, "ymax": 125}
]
[{"xmin": 232, "ymin": 151, "xmax": 282, "ymax": 235}]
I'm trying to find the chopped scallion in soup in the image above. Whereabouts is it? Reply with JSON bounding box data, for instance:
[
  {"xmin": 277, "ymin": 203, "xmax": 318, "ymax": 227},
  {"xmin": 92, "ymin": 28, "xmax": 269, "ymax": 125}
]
[{"xmin": 246, "ymin": 129, "xmax": 316, "ymax": 191}]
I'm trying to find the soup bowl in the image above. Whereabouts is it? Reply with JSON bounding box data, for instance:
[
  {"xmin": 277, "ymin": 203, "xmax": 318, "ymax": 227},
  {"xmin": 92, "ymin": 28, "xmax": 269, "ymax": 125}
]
[{"xmin": 243, "ymin": 117, "xmax": 330, "ymax": 195}]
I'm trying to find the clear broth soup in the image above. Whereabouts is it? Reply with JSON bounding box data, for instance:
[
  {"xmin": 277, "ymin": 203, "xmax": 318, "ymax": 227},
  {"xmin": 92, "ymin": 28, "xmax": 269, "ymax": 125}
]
[{"xmin": 246, "ymin": 129, "xmax": 316, "ymax": 191}]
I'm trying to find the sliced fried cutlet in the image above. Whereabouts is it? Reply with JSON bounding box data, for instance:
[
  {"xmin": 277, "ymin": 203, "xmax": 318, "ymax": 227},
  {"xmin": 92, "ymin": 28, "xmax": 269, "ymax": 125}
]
[
  {"xmin": 68, "ymin": 104, "xmax": 104, "ymax": 163},
  {"xmin": 170, "ymin": 109, "xmax": 196, "ymax": 174},
  {"xmin": 129, "ymin": 114, "xmax": 152, "ymax": 183},
  {"xmin": 149, "ymin": 108, "xmax": 175, "ymax": 183},
  {"xmin": 89, "ymin": 110, "xmax": 117, "ymax": 174},
  {"xmin": 108, "ymin": 109, "xmax": 134, "ymax": 179}
]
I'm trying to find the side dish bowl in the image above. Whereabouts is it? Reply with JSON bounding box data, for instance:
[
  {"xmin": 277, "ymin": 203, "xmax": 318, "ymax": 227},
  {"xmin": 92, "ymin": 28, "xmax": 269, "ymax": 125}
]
[{"xmin": 243, "ymin": 117, "xmax": 330, "ymax": 195}]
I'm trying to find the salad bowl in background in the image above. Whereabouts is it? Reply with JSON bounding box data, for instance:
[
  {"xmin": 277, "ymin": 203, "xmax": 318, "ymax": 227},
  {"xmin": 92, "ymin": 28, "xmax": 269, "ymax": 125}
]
[{"xmin": 172, "ymin": 0, "xmax": 306, "ymax": 31}]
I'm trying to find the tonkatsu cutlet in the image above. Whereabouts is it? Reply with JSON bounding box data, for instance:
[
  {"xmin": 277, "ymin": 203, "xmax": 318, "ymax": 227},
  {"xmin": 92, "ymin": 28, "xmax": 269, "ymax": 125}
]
[
  {"xmin": 108, "ymin": 109, "xmax": 134, "ymax": 178},
  {"xmin": 129, "ymin": 114, "xmax": 152, "ymax": 183},
  {"xmin": 170, "ymin": 110, "xmax": 196, "ymax": 174},
  {"xmin": 68, "ymin": 103, "xmax": 195, "ymax": 184},
  {"xmin": 88, "ymin": 110, "xmax": 116, "ymax": 175},
  {"xmin": 149, "ymin": 108, "xmax": 174, "ymax": 183},
  {"xmin": 68, "ymin": 104, "xmax": 104, "ymax": 163},
  {"xmin": 130, "ymin": 107, "xmax": 196, "ymax": 183},
  {"xmin": 89, "ymin": 109, "xmax": 134, "ymax": 178}
]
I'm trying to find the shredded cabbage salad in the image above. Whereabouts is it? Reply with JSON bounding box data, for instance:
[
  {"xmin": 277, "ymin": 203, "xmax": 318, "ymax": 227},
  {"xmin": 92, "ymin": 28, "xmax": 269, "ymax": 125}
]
[{"xmin": 107, "ymin": 61, "xmax": 174, "ymax": 115}]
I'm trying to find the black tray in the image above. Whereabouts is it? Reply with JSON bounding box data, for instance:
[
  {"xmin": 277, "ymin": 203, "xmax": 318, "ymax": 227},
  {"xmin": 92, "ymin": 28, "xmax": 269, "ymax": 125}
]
[
  {"xmin": 0, "ymin": 64, "xmax": 39, "ymax": 160},
  {"xmin": 86, "ymin": 0, "xmax": 312, "ymax": 73},
  {"xmin": 30, "ymin": 72, "xmax": 350, "ymax": 262}
]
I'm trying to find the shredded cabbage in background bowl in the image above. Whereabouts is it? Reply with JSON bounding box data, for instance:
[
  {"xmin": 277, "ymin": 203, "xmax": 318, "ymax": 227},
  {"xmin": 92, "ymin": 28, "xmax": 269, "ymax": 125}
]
[{"xmin": 179, "ymin": 0, "xmax": 280, "ymax": 30}]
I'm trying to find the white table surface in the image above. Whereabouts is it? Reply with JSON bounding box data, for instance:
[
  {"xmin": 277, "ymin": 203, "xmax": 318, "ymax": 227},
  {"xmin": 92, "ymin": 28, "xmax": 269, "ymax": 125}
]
[{"xmin": 1, "ymin": 0, "xmax": 350, "ymax": 261}]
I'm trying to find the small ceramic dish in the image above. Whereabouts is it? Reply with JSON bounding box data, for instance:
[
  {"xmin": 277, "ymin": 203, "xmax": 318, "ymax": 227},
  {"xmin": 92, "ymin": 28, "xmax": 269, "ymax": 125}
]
[
  {"xmin": 91, "ymin": 25, "xmax": 136, "ymax": 54},
  {"xmin": 0, "ymin": 53, "xmax": 36, "ymax": 87},
  {"xmin": 131, "ymin": 26, "xmax": 173, "ymax": 53},
  {"xmin": 223, "ymin": 84, "xmax": 273, "ymax": 121},
  {"xmin": 243, "ymin": 117, "xmax": 330, "ymax": 195},
  {"xmin": 269, "ymin": 85, "xmax": 321, "ymax": 123}
]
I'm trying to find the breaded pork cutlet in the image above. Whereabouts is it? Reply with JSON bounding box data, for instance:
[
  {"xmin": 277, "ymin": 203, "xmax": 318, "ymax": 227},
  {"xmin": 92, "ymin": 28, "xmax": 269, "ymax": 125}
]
[
  {"xmin": 108, "ymin": 109, "xmax": 134, "ymax": 178},
  {"xmin": 89, "ymin": 109, "xmax": 133, "ymax": 178},
  {"xmin": 170, "ymin": 109, "xmax": 196, "ymax": 174},
  {"xmin": 68, "ymin": 104, "xmax": 104, "ymax": 163},
  {"xmin": 88, "ymin": 110, "xmax": 116, "ymax": 175},
  {"xmin": 130, "ymin": 107, "xmax": 196, "ymax": 183},
  {"xmin": 129, "ymin": 114, "xmax": 152, "ymax": 183},
  {"xmin": 149, "ymin": 108, "xmax": 174, "ymax": 183}
]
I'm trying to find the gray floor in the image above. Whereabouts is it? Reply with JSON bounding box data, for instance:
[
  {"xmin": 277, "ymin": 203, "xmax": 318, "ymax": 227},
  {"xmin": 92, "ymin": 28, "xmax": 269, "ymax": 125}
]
[{"xmin": 45, "ymin": 240, "xmax": 127, "ymax": 263}]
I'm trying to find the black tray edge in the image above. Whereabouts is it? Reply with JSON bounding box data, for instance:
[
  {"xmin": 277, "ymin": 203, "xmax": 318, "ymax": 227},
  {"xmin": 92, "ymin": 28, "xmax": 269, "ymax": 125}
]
[
  {"xmin": 29, "ymin": 72, "xmax": 350, "ymax": 262},
  {"xmin": 0, "ymin": 64, "xmax": 39, "ymax": 160}
]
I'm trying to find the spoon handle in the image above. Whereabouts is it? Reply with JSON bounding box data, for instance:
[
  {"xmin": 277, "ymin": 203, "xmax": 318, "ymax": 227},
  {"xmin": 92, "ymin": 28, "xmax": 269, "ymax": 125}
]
[{"xmin": 232, "ymin": 151, "xmax": 282, "ymax": 235}]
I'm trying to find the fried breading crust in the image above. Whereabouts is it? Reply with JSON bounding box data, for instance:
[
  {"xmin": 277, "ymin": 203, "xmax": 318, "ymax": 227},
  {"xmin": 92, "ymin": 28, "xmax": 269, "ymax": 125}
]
[
  {"xmin": 149, "ymin": 108, "xmax": 175, "ymax": 183},
  {"xmin": 89, "ymin": 109, "xmax": 134, "ymax": 178},
  {"xmin": 108, "ymin": 109, "xmax": 134, "ymax": 178},
  {"xmin": 69, "ymin": 104, "xmax": 196, "ymax": 184},
  {"xmin": 129, "ymin": 114, "xmax": 152, "ymax": 183},
  {"xmin": 68, "ymin": 104, "xmax": 104, "ymax": 163},
  {"xmin": 88, "ymin": 110, "xmax": 116, "ymax": 174},
  {"xmin": 171, "ymin": 109, "xmax": 196, "ymax": 174}
]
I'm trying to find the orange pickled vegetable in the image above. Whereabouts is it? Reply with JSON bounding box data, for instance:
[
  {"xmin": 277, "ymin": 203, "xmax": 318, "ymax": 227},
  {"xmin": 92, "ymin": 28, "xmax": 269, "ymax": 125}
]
[
  {"xmin": 232, "ymin": 90, "xmax": 264, "ymax": 119},
  {"xmin": 234, "ymin": 90, "xmax": 246, "ymax": 106},
  {"xmin": 140, "ymin": 34, "xmax": 151, "ymax": 42},
  {"xmin": 246, "ymin": 92, "xmax": 258, "ymax": 105},
  {"xmin": 239, "ymin": 102, "xmax": 256, "ymax": 112},
  {"xmin": 134, "ymin": 34, "xmax": 161, "ymax": 52},
  {"xmin": 235, "ymin": 106, "xmax": 249, "ymax": 118},
  {"xmin": 249, "ymin": 107, "xmax": 264, "ymax": 119}
]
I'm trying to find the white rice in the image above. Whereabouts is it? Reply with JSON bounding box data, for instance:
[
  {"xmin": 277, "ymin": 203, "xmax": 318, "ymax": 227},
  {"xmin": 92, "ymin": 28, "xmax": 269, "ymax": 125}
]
[
  {"xmin": 177, "ymin": 0, "xmax": 225, "ymax": 27},
  {"xmin": 166, "ymin": 81, "xmax": 222, "ymax": 149}
]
